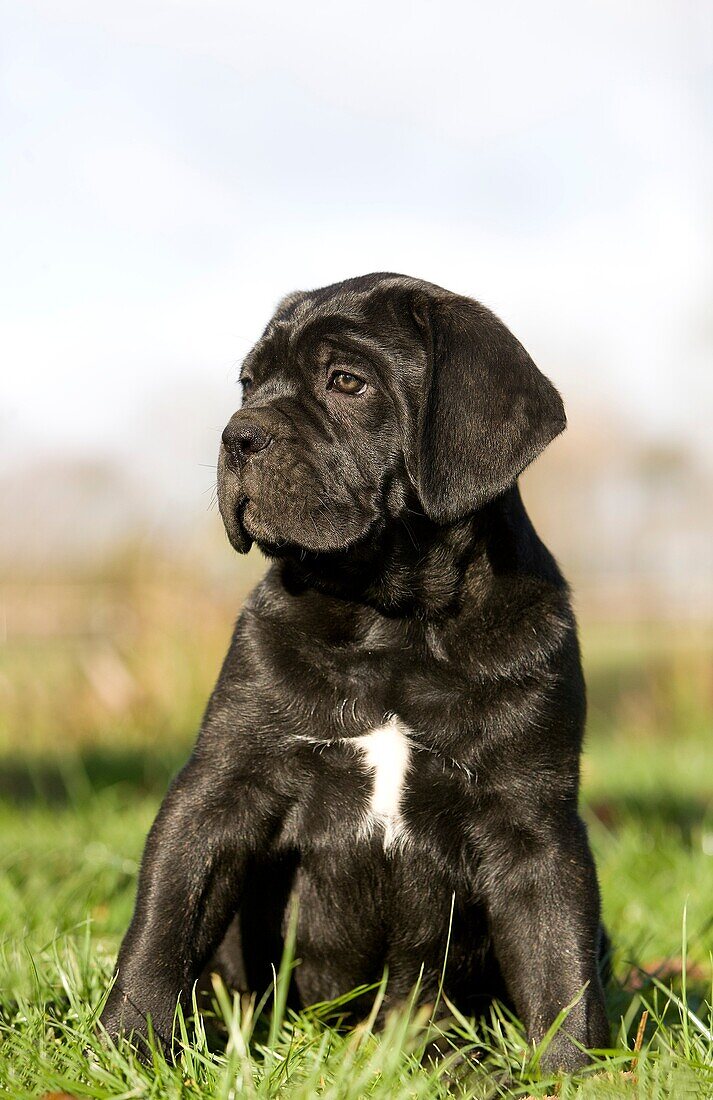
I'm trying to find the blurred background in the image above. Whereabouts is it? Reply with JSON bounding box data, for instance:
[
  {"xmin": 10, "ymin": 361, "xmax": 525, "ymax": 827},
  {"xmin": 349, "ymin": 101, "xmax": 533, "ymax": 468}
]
[{"xmin": 1, "ymin": 3, "xmax": 711, "ymax": 832}]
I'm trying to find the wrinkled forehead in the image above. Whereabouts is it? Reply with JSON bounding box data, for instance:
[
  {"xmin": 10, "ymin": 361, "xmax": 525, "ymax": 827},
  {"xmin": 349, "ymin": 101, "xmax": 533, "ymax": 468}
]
[
  {"xmin": 247, "ymin": 278, "xmax": 423, "ymax": 378},
  {"xmin": 269, "ymin": 284, "xmax": 373, "ymax": 333}
]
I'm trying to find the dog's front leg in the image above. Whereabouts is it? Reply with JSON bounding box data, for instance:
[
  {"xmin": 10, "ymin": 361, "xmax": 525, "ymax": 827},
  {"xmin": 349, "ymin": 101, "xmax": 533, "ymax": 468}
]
[
  {"xmin": 480, "ymin": 812, "xmax": 609, "ymax": 1073},
  {"xmin": 99, "ymin": 752, "xmax": 279, "ymax": 1056}
]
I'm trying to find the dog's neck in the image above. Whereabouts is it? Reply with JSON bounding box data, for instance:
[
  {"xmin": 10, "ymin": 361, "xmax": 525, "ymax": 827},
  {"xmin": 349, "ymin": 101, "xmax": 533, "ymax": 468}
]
[{"xmin": 275, "ymin": 485, "xmax": 546, "ymax": 620}]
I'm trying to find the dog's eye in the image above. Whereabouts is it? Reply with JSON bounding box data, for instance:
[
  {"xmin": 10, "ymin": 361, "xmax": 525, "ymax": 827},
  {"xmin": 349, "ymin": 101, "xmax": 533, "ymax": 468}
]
[
  {"xmin": 240, "ymin": 377, "xmax": 253, "ymax": 395},
  {"xmin": 328, "ymin": 370, "xmax": 367, "ymax": 395}
]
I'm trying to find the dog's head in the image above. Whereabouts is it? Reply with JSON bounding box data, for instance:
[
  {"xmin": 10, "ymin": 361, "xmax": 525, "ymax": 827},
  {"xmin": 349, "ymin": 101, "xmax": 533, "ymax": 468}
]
[{"xmin": 217, "ymin": 274, "xmax": 565, "ymax": 557}]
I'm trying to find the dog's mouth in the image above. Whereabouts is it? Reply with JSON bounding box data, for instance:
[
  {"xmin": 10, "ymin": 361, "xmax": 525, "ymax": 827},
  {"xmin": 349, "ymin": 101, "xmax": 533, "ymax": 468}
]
[
  {"xmin": 227, "ymin": 496, "xmax": 254, "ymax": 554},
  {"xmin": 217, "ymin": 443, "xmax": 387, "ymax": 558},
  {"xmin": 238, "ymin": 498, "xmax": 280, "ymax": 549},
  {"xmin": 233, "ymin": 496, "xmax": 301, "ymax": 557},
  {"xmin": 241, "ymin": 499, "xmax": 373, "ymax": 557},
  {"xmin": 232, "ymin": 495, "xmax": 312, "ymax": 556},
  {"xmin": 236, "ymin": 496, "xmax": 250, "ymax": 532}
]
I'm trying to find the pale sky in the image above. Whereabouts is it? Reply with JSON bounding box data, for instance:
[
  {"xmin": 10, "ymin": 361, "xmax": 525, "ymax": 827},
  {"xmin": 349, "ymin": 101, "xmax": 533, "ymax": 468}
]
[{"xmin": 2, "ymin": 0, "xmax": 712, "ymax": 481}]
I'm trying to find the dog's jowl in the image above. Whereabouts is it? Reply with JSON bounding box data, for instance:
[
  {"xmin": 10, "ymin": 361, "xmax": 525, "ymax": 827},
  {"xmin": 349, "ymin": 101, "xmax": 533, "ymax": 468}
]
[{"xmin": 100, "ymin": 274, "xmax": 610, "ymax": 1071}]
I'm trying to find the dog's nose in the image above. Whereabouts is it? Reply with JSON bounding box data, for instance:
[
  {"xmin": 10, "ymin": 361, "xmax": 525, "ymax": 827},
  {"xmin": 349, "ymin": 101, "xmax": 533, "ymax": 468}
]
[{"xmin": 222, "ymin": 417, "xmax": 273, "ymax": 462}]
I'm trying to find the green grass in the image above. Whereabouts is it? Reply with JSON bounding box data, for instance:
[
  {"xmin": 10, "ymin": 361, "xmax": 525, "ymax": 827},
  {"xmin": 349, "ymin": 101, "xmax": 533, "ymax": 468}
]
[{"xmin": 1, "ymin": 606, "xmax": 712, "ymax": 1097}]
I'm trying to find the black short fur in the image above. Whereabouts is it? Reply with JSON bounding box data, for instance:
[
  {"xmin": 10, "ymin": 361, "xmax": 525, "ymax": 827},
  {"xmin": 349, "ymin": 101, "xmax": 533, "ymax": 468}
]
[{"xmin": 100, "ymin": 274, "xmax": 609, "ymax": 1072}]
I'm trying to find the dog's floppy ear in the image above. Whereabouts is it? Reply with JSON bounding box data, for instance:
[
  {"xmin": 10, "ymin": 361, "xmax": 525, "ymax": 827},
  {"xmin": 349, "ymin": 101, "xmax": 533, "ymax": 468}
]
[{"xmin": 411, "ymin": 290, "xmax": 566, "ymax": 522}]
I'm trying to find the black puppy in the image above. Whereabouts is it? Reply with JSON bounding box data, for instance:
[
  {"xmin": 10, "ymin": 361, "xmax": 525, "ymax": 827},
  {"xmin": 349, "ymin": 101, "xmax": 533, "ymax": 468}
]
[{"xmin": 100, "ymin": 273, "xmax": 609, "ymax": 1071}]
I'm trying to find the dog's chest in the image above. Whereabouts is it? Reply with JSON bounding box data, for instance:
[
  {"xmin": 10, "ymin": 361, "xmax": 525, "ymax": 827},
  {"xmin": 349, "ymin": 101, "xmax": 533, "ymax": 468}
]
[
  {"xmin": 292, "ymin": 714, "xmax": 471, "ymax": 853},
  {"xmin": 351, "ymin": 718, "xmax": 411, "ymax": 848}
]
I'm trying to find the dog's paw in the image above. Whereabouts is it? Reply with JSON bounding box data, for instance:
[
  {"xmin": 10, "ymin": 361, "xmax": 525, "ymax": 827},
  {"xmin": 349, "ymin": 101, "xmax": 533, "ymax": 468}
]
[
  {"xmin": 537, "ymin": 1030, "xmax": 591, "ymax": 1075},
  {"xmin": 98, "ymin": 987, "xmax": 171, "ymax": 1062}
]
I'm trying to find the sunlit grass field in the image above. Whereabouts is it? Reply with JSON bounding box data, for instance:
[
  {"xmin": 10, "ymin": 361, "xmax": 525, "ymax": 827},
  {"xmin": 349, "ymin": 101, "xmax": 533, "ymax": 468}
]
[{"xmin": 1, "ymin": 563, "xmax": 711, "ymax": 1097}]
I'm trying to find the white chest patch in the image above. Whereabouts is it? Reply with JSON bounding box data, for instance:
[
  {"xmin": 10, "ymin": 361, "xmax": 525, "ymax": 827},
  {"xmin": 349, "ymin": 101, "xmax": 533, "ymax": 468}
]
[{"xmin": 353, "ymin": 716, "xmax": 411, "ymax": 849}]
